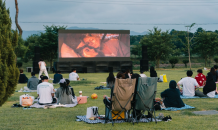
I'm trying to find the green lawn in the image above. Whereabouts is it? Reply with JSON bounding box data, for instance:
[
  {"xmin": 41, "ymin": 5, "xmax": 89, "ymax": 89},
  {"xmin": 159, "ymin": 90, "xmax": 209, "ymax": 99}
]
[{"xmin": 1, "ymin": 68, "xmax": 218, "ymax": 130}]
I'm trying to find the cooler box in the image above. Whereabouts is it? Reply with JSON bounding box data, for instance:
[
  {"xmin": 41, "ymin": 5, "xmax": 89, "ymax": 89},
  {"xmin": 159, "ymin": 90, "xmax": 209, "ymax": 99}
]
[{"xmin": 77, "ymin": 96, "xmax": 87, "ymax": 104}]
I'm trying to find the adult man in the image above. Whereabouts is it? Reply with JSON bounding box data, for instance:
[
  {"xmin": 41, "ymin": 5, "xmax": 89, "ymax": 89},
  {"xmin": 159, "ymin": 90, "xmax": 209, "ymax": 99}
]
[
  {"xmin": 53, "ymin": 71, "xmax": 63, "ymax": 84},
  {"xmin": 24, "ymin": 72, "xmax": 39, "ymax": 91},
  {"xmin": 38, "ymin": 58, "xmax": 49, "ymax": 79},
  {"xmin": 139, "ymin": 70, "xmax": 147, "ymax": 77},
  {"xmin": 177, "ymin": 70, "xmax": 200, "ymax": 97},
  {"xmin": 37, "ymin": 76, "xmax": 56, "ymax": 104},
  {"xmin": 69, "ymin": 69, "xmax": 79, "ymax": 81}
]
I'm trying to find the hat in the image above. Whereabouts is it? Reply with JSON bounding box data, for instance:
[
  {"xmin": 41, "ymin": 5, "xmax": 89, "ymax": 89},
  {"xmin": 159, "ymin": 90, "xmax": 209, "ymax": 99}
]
[
  {"xmin": 59, "ymin": 78, "xmax": 66, "ymax": 84},
  {"xmin": 42, "ymin": 76, "xmax": 48, "ymax": 80}
]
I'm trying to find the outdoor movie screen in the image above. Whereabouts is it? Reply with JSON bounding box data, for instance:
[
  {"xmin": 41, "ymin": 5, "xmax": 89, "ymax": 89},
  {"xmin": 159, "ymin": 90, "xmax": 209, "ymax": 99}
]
[{"xmin": 58, "ymin": 30, "xmax": 130, "ymax": 58}]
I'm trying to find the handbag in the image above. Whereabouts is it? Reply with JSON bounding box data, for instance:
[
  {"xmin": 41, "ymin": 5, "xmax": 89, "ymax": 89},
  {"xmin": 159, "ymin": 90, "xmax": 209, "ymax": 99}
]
[
  {"xmin": 21, "ymin": 97, "xmax": 33, "ymax": 107},
  {"xmin": 86, "ymin": 106, "xmax": 99, "ymax": 119},
  {"xmin": 20, "ymin": 94, "xmax": 34, "ymax": 105}
]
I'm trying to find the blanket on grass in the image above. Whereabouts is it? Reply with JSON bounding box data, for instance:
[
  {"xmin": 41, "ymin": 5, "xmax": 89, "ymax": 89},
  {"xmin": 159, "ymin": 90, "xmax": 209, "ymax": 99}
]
[
  {"xmin": 162, "ymin": 104, "xmax": 195, "ymax": 111},
  {"xmin": 30, "ymin": 103, "xmax": 77, "ymax": 108},
  {"xmin": 94, "ymin": 86, "xmax": 110, "ymax": 90},
  {"xmin": 76, "ymin": 115, "xmax": 162, "ymax": 124},
  {"xmin": 180, "ymin": 95, "xmax": 218, "ymax": 99}
]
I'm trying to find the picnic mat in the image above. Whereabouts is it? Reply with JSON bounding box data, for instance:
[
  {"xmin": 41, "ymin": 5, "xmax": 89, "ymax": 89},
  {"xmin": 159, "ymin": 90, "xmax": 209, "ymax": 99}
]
[
  {"xmin": 162, "ymin": 104, "xmax": 195, "ymax": 111},
  {"xmin": 94, "ymin": 86, "xmax": 110, "ymax": 90},
  {"xmin": 30, "ymin": 103, "xmax": 77, "ymax": 108},
  {"xmin": 180, "ymin": 95, "xmax": 218, "ymax": 99},
  {"xmin": 76, "ymin": 115, "xmax": 162, "ymax": 124}
]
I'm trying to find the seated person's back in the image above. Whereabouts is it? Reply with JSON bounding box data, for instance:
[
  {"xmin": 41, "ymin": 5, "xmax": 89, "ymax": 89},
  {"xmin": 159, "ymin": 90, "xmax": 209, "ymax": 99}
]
[
  {"xmin": 19, "ymin": 69, "xmax": 28, "ymax": 83},
  {"xmin": 161, "ymin": 80, "xmax": 185, "ymax": 108},
  {"xmin": 139, "ymin": 71, "xmax": 147, "ymax": 77},
  {"xmin": 106, "ymin": 72, "xmax": 115, "ymax": 88},
  {"xmin": 53, "ymin": 71, "xmax": 63, "ymax": 83},
  {"xmin": 27, "ymin": 72, "xmax": 39, "ymax": 90},
  {"xmin": 195, "ymin": 69, "xmax": 206, "ymax": 87},
  {"xmin": 37, "ymin": 76, "xmax": 54, "ymax": 104},
  {"xmin": 69, "ymin": 68, "xmax": 79, "ymax": 81},
  {"xmin": 177, "ymin": 70, "xmax": 199, "ymax": 97},
  {"xmin": 150, "ymin": 66, "xmax": 157, "ymax": 77},
  {"xmin": 55, "ymin": 79, "xmax": 73, "ymax": 104}
]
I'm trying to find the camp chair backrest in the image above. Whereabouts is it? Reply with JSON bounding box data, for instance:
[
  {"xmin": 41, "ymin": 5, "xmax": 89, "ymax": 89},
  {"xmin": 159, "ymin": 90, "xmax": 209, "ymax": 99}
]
[
  {"xmin": 135, "ymin": 77, "xmax": 158, "ymax": 110},
  {"xmin": 111, "ymin": 78, "xmax": 136, "ymax": 111}
]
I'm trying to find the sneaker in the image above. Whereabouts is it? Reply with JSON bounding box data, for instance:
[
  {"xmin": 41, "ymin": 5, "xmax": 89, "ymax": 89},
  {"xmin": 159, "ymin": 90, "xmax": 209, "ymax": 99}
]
[
  {"xmin": 48, "ymin": 105, "xmax": 56, "ymax": 109},
  {"xmin": 162, "ymin": 116, "xmax": 169, "ymax": 122}
]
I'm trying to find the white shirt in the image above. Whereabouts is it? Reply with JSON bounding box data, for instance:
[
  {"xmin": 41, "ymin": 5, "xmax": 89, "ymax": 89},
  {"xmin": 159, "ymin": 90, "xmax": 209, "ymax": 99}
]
[
  {"xmin": 37, "ymin": 82, "xmax": 54, "ymax": 103},
  {"xmin": 178, "ymin": 77, "xmax": 199, "ymax": 97},
  {"xmin": 140, "ymin": 74, "xmax": 147, "ymax": 77},
  {"xmin": 69, "ymin": 72, "xmax": 79, "ymax": 81},
  {"xmin": 38, "ymin": 61, "xmax": 46, "ymax": 70}
]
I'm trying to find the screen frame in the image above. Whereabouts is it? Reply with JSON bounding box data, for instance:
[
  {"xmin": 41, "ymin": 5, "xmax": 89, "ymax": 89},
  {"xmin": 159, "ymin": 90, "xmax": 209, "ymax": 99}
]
[{"xmin": 58, "ymin": 30, "xmax": 130, "ymax": 62}]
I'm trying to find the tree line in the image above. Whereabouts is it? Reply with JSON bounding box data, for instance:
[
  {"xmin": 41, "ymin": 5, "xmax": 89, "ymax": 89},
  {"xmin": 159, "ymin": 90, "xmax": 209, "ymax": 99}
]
[{"xmin": 131, "ymin": 26, "xmax": 218, "ymax": 69}]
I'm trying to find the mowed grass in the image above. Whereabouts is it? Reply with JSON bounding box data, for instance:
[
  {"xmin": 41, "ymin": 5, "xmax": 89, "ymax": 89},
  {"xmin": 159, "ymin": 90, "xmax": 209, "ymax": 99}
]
[{"xmin": 1, "ymin": 68, "xmax": 218, "ymax": 130}]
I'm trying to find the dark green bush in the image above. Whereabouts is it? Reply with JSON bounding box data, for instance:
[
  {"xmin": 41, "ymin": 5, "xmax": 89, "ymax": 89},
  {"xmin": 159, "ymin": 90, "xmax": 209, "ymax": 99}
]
[
  {"xmin": 169, "ymin": 57, "xmax": 179, "ymax": 68},
  {"xmin": 214, "ymin": 56, "xmax": 218, "ymax": 64},
  {"xmin": 183, "ymin": 59, "xmax": 189, "ymax": 68},
  {"xmin": 16, "ymin": 61, "xmax": 23, "ymax": 68}
]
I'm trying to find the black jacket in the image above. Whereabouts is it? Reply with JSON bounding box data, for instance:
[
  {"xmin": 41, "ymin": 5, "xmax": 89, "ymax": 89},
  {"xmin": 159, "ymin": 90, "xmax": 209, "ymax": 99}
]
[
  {"xmin": 18, "ymin": 74, "xmax": 28, "ymax": 83},
  {"xmin": 161, "ymin": 80, "xmax": 185, "ymax": 108},
  {"xmin": 203, "ymin": 72, "xmax": 216, "ymax": 95}
]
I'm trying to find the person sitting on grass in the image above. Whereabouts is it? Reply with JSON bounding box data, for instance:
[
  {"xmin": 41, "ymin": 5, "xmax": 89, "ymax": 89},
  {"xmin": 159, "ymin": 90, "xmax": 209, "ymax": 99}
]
[
  {"xmin": 38, "ymin": 75, "xmax": 44, "ymax": 84},
  {"xmin": 106, "ymin": 72, "xmax": 115, "ymax": 88},
  {"xmin": 161, "ymin": 80, "xmax": 185, "ymax": 108},
  {"xmin": 150, "ymin": 66, "xmax": 157, "ymax": 77},
  {"xmin": 66, "ymin": 79, "xmax": 75, "ymax": 98},
  {"xmin": 24, "ymin": 72, "xmax": 39, "ymax": 91},
  {"xmin": 69, "ymin": 68, "xmax": 79, "ymax": 81},
  {"xmin": 203, "ymin": 69, "xmax": 216, "ymax": 97},
  {"xmin": 18, "ymin": 69, "xmax": 28, "ymax": 83},
  {"xmin": 139, "ymin": 70, "xmax": 147, "ymax": 77},
  {"xmin": 53, "ymin": 71, "xmax": 63, "ymax": 84},
  {"xmin": 177, "ymin": 70, "xmax": 201, "ymax": 97},
  {"xmin": 37, "ymin": 76, "xmax": 56, "ymax": 105},
  {"xmin": 55, "ymin": 79, "xmax": 73, "ymax": 104},
  {"xmin": 195, "ymin": 69, "xmax": 206, "ymax": 88}
]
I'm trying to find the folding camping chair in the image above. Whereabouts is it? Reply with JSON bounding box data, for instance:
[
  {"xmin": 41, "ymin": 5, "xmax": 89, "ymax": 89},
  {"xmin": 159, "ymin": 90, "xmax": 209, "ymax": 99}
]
[
  {"xmin": 133, "ymin": 77, "xmax": 158, "ymax": 123},
  {"xmin": 105, "ymin": 78, "xmax": 136, "ymax": 125}
]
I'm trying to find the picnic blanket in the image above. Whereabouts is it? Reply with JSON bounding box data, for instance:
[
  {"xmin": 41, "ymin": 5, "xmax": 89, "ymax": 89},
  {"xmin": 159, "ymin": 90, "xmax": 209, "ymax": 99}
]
[
  {"xmin": 180, "ymin": 95, "xmax": 218, "ymax": 99},
  {"xmin": 76, "ymin": 115, "xmax": 162, "ymax": 124},
  {"xmin": 162, "ymin": 104, "xmax": 195, "ymax": 111},
  {"xmin": 30, "ymin": 103, "xmax": 77, "ymax": 108}
]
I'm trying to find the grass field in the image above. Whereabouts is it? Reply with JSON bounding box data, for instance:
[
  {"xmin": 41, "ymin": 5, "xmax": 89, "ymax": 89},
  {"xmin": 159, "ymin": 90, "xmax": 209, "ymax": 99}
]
[{"xmin": 1, "ymin": 68, "xmax": 218, "ymax": 130}]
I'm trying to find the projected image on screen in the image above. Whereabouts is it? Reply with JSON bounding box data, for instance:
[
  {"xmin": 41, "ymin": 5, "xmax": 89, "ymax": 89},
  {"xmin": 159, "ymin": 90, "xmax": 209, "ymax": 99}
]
[{"xmin": 59, "ymin": 33, "xmax": 130, "ymax": 58}]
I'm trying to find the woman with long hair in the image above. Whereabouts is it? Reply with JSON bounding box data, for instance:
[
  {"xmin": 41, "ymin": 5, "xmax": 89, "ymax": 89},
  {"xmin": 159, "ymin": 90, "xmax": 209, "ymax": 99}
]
[
  {"xmin": 150, "ymin": 66, "xmax": 157, "ymax": 77},
  {"xmin": 55, "ymin": 79, "xmax": 73, "ymax": 104},
  {"xmin": 203, "ymin": 71, "xmax": 216, "ymax": 97},
  {"xmin": 106, "ymin": 72, "xmax": 115, "ymax": 88}
]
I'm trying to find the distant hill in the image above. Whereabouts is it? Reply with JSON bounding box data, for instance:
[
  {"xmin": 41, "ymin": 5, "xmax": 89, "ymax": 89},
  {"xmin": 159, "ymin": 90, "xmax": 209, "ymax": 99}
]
[{"xmin": 22, "ymin": 26, "xmax": 148, "ymax": 39}]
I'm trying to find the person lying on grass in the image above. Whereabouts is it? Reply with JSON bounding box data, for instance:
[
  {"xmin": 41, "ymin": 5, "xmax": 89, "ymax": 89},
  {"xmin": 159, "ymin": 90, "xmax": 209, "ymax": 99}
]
[
  {"xmin": 161, "ymin": 80, "xmax": 185, "ymax": 108},
  {"xmin": 55, "ymin": 79, "xmax": 74, "ymax": 104}
]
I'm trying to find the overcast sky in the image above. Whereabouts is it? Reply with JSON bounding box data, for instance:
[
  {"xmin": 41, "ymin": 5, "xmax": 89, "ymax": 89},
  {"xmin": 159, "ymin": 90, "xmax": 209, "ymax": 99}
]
[{"xmin": 4, "ymin": 0, "xmax": 218, "ymax": 32}]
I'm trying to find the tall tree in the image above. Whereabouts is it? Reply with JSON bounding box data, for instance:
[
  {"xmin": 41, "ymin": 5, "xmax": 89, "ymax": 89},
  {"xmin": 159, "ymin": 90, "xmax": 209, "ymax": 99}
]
[
  {"xmin": 37, "ymin": 25, "xmax": 67, "ymax": 68},
  {"xmin": 15, "ymin": 34, "xmax": 28, "ymax": 58},
  {"xmin": 193, "ymin": 30, "xmax": 218, "ymax": 67},
  {"xmin": 15, "ymin": 0, "xmax": 22, "ymax": 35},
  {"xmin": 140, "ymin": 27, "xmax": 174, "ymax": 68},
  {"xmin": 0, "ymin": 0, "xmax": 19, "ymax": 106}
]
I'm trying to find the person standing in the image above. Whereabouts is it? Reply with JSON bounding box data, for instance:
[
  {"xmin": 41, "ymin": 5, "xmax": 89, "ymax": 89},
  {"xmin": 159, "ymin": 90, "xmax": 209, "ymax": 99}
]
[{"xmin": 38, "ymin": 58, "xmax": 49, "ymax": 79}]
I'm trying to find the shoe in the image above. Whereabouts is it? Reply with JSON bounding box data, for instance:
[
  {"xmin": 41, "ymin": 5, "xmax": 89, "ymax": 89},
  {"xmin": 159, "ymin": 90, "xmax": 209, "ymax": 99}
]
[
  {"xmin": 44, "ymin": 106, "xmax": 48, "ymax": 109},
  {"xmin": 162, "ymin": 116, "xmax": 168, "ymax": 122},
  {"xmin": 167, "ymin": 115, "xmax": 172, "ymax": 121},
  {"xmin": 48, "ymin": 105, "xmax": 56, "ymax": 108}
]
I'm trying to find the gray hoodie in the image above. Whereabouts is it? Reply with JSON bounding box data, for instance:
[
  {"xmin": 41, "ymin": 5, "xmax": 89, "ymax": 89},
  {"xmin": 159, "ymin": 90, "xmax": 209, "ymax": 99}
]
[{"xmin": 27, "ymin": 76, "xmax": 39, "ymax": 90}]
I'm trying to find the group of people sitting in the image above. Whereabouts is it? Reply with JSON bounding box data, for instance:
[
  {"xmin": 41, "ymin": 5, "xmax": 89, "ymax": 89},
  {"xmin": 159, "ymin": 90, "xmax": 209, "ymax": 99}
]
[
  {"xmin": 18, "ymin": 68, "xmax": 81, "ymax": 105},
  {"xmin": 103, "ymin": 66, "xmax": 218, "ymax": 111}
]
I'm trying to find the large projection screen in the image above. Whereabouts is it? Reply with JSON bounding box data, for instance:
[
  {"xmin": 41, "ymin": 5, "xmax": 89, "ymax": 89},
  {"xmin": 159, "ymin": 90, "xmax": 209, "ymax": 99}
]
[{"xmin": 58, "ymin": 30, "xmax": 130, "ymax": 61}]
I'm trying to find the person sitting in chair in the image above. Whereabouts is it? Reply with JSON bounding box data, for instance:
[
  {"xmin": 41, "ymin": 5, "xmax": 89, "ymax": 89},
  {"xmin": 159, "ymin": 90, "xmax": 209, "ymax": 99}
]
[
  {"xmin": 24, "ymin": 72, "xmax": 39, "ymax": 91},
  {"xmin": 53, "ymin": 71, "xmax": 63, "ymax": 84},
  {"xmin": 106, "ymin": 72, "xmax": 115, "ymax": 88},
  {"xmin": 161, "ymin": 80, "xmax": 185, "ymax": 108},
  {"xmin": 18, "ymin": 69, "xmax": 28, "ymax": 83},
  {"xmin": 37, "ymin": 76, "xmax": 56, "ymax": 105}
]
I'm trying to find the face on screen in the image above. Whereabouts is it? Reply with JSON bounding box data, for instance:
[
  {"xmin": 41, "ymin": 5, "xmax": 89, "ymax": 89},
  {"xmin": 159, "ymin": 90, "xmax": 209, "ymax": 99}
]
[{"xmin": 59, "ymin": 33, "xmax": 130, "ymax": 58}]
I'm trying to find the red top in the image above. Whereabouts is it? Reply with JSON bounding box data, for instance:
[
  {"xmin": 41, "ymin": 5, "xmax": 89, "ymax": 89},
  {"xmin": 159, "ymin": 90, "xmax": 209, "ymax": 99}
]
[{"xmin": 195, "ymin": 73, "xmax": 206, "ymax": 87}]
